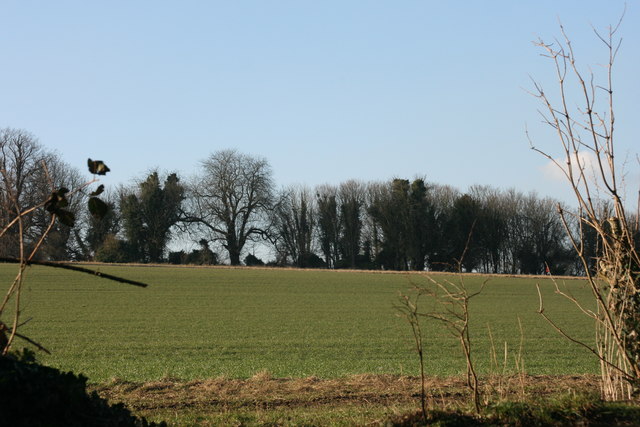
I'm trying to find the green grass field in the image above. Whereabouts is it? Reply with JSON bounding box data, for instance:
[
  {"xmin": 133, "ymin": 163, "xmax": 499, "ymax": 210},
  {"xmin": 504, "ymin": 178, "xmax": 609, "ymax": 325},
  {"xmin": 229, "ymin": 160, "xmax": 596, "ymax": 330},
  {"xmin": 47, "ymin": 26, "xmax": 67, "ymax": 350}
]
[{"xmin": 1, "ymin": 264, "xmax": 597, "ymax": 383}]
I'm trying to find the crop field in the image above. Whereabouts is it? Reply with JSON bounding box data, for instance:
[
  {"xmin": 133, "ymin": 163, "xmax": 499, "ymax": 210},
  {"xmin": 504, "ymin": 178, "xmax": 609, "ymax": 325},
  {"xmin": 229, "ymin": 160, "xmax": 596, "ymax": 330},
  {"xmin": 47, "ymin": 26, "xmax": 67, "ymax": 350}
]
[
  {"xmin": 2, "ymin": 263, "xmax": 611, "ymax": 424},
  {"xmin": 1, "ymin": 264, "xmax": 597, "ymax": 383}
]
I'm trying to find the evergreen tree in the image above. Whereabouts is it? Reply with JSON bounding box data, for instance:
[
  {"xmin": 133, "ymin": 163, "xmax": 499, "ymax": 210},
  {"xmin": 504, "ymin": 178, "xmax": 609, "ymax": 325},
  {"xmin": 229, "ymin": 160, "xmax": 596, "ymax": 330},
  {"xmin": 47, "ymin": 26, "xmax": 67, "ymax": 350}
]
[{"xmin": 120, "ymin": 172, "xmax": 184, "ymax": 263}]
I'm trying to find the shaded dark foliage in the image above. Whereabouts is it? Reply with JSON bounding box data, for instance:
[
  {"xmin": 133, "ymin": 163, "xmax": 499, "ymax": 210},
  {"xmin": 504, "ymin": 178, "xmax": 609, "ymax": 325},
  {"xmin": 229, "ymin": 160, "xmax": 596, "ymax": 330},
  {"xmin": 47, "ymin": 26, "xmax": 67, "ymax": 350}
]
[
  {"xmin": 244, "ymin": 253, "xmax": 265, "ymax": 266},
  {"xmin": 0, "ymin": 351, "xmax": 164, "ymax": 427},
  {"xmin": 390, "ymin": 393, "xmax": 640, "ymax": 426}
]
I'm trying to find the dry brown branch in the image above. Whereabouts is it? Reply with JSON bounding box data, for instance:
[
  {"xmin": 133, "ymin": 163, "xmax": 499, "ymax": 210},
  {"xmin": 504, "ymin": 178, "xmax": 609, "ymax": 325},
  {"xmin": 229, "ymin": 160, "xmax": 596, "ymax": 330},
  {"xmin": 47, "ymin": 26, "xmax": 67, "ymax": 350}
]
[
  {"xmin": 395, "ymin": 292, "xmax": 428, "ymax": 424},
  {"xmin": 0, "ymin": 258, "xmax": 149, "ymax": 288},
  {"xmin": 535, "ymin": 283, "xmax": 632, "ymax": 382},
  {"xmin": 0, "ymin": 321, "xmax": 50, "ymax": 355},
  {"xmin": 414, "ymin": 274, "xmax": 487, "ymax": 413},
  {"xmin": 530, "ymin": 13, "xmax": 638, "ymax": 400}
]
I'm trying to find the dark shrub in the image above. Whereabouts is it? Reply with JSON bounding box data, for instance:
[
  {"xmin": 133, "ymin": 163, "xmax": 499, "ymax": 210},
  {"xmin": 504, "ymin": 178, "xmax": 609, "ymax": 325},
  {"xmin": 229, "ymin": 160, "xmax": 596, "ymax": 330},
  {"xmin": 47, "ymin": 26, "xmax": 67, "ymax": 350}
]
[
  {"xmin": 244, "ymin": 254, "xmax": 265, "ymax": 266},
  {"xmin": 95, "ymin": 235, "xmax": 134, "ymax": 263},
  {"xmin": 0, "ymin": 351, "xmax": 163, "ymax": 427}
]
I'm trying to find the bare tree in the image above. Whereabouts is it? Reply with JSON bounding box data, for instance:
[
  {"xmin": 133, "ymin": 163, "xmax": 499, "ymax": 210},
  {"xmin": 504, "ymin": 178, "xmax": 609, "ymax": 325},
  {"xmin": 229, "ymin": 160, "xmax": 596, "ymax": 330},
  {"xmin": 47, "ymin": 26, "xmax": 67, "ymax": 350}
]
[
  {"xmin": 469, "ymin": 185, "xmax": 507, "ymax": 274},
  {"xmin": 271, "ymin": 185, "xmax": 316, "ymax": 267},
  {"xmin": 0, "ymin": 128, "xmax": 46, "ymax": 257},
  {"xmin": 316, "ymin": 184, "xmax": 341, "ymax": 268},
  {"xmin": 529, "ymin": 15, "xmax": 640, "ymax": 400},
  {"xmin": 423, "ymin": 183, "xmax": 459, "ymax": 271},
  {"xmin": 338, "ymin": 180, "xmax": 365, "ymax": 268},
  {"xmin": 0, "ymin": 128, "xmax": 85, "ymax": 260},
  {"xmin": 186, "ymin": 149, "xmax": 274, "ymax": 265}
]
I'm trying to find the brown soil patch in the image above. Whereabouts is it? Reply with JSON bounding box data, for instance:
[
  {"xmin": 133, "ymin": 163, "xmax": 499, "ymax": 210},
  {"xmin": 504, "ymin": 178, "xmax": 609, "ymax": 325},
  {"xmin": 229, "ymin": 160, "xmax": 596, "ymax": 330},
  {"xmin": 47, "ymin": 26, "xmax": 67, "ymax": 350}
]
[{"xmin": 91, "ymin": 374, "xmax": 601, "ymax": 413}]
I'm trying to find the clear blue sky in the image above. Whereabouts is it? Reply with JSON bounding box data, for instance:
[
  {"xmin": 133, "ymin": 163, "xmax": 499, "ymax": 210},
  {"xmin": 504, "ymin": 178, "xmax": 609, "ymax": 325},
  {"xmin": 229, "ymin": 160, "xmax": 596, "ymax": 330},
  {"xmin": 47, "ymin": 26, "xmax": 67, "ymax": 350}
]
[{"xmin": 1, "ymin": 1, "xmax": 638, "ymax": 204}]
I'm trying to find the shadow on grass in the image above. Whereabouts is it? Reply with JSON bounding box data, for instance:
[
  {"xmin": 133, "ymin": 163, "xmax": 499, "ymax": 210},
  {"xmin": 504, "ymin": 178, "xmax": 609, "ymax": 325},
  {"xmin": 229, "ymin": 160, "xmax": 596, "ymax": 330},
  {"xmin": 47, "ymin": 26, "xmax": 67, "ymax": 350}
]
[{"xmin": 390, "ymin": 393, "xmax": 640, "ymax": 426}]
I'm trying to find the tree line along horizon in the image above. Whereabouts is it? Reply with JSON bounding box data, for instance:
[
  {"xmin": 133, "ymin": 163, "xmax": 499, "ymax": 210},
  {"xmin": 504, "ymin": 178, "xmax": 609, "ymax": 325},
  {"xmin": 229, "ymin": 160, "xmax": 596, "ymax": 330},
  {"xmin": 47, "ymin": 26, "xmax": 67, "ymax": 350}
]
[{"xmin": 2, "ymin": 127, "xmax": 637, "ymax": 275}]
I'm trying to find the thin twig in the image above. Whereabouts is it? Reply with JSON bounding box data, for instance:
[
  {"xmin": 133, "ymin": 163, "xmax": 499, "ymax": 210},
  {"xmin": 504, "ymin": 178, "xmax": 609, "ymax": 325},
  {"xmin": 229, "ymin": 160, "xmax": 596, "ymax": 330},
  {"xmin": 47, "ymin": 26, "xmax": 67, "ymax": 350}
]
[{"xmin": 536, "ymin": 283, "xmax": 633, "ymax": 381}]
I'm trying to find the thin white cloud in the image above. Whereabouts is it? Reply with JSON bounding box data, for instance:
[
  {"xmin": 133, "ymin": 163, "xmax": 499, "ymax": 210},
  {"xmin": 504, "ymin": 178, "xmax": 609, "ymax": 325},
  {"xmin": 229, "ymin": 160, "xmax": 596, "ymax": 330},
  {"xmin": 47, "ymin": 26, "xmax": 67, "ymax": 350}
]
[
  {"xmin": 540, "ymin": 151, "xmax": 640, "ymax": 210},
  {"xmin": 541, "ymin": 151, "xmax": 602, "ymax": 183}
]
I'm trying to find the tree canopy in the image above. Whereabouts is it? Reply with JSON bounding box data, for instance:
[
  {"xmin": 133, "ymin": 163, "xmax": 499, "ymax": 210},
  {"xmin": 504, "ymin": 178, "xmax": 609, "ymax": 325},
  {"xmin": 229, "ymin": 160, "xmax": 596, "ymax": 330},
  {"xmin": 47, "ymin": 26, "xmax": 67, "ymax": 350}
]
[
  {"xmin": 186, "ymin": 149, "xmax": 274, "ymax": 266},
  {"xmin": 1, "ymin": 128, "xmax": 621, "ymax": 274}
]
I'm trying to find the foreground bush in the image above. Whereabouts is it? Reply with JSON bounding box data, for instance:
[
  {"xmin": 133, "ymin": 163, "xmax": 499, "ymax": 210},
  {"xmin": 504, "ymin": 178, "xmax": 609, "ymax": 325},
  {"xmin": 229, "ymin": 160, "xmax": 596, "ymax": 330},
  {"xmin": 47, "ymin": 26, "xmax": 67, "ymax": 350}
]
[{"xmin": 0, "ymin": 351, "xmax": 163, "ymax": 427}]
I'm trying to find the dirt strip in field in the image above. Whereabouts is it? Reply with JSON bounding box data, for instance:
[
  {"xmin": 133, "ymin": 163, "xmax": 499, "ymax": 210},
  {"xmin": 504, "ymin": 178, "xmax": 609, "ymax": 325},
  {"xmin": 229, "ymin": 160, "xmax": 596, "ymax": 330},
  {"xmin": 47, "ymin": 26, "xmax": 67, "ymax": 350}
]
[{"xmin": 92, "ymin": 373, "xmax": 601, "ymax": 413}]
